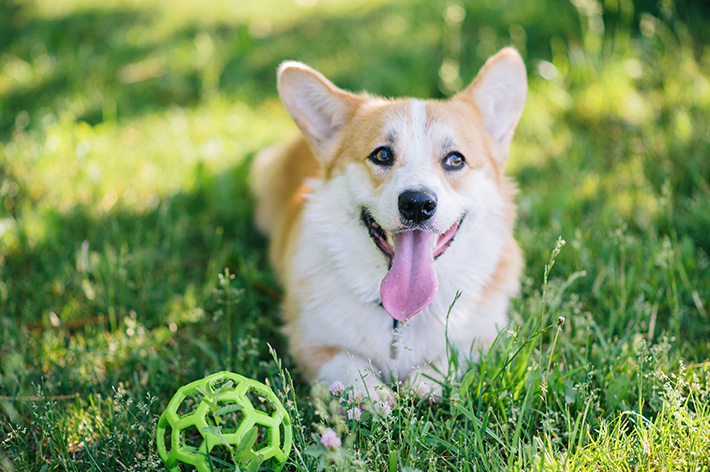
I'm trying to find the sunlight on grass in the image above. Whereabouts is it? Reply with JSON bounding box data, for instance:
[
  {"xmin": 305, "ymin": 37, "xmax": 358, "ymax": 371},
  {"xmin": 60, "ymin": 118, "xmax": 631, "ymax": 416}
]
[
  {"xmin": 538, "ymin": 366, "xmax": 710, "ymax": 471},
  {"xmin": 10, "ymin": 97, "xmax": 291, "ymax": 209},
  {"xmin": 26, "ymin": 0, "xmax": 404, "ymax": 33}
]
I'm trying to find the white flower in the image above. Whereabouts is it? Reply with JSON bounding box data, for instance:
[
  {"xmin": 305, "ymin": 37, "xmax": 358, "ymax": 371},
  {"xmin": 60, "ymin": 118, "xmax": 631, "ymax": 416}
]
[{"xmin": 320, "ymin": 428, "xmax": 341, "ymax": 449}]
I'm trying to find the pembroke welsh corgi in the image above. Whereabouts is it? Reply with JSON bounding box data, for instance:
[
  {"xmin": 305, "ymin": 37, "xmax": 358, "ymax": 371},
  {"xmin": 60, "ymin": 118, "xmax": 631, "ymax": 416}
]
[{"xmin": 252, "ymin": 47, "xmax": 527, "ymax": 400}]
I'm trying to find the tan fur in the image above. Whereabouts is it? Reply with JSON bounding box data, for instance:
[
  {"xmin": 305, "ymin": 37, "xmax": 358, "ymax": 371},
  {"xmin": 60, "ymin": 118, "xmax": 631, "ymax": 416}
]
[
  {"xmin": 479, "ymin": 234, "xmax": 523, "ymax": 309},
  {"xmin": 291, "ymin": 344, "xmax": 341, "ymax": 380},
  {"xmin": 251, "ymin": 136, "xmax": 319, "ymax": 280}
]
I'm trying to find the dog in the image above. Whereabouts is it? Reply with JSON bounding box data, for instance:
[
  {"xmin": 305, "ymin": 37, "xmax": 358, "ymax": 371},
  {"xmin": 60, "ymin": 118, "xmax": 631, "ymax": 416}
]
[{"xmin": 252, "ymin": 47, "xmax": 527, "ymax": 400}]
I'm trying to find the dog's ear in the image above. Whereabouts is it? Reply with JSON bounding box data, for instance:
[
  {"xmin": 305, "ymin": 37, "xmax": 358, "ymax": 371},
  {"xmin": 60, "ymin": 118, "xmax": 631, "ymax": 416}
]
[
  {"xmin": 458, "ymin": 48, "xmax": 527, "ymax": 158},
  {"xmin": 278, "ymin": 62, "xmax": 361, "ymax": 162}
]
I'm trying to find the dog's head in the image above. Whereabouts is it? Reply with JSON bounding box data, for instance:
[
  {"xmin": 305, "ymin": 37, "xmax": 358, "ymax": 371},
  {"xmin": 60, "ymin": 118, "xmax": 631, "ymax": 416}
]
[{"xmin": 278, "ymin": 48, "xmax": 527, "ymax": 321}]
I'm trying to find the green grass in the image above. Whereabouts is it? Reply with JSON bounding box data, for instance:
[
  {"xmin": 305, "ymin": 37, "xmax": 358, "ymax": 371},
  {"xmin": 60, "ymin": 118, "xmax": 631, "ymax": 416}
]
[{"xmin": 1, "ymin": 0, "xmax": 710, "ymax": 470}]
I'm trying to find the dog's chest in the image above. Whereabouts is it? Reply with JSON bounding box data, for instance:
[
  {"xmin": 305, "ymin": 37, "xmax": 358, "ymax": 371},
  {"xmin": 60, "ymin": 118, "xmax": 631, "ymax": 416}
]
[{"xmin": 291, "ymin": 220, "xmax": 472, "ymax": 378}]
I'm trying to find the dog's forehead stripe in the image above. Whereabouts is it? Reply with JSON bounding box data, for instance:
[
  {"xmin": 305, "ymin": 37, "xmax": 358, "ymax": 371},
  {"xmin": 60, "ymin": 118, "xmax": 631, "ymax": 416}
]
[
  {"xmin": 404, "ymin": 99, "xmax": 432, "ymax": 169},
  {"xmin": 410, "ymin": 99, "xmax": 428, "ymax": 137}
]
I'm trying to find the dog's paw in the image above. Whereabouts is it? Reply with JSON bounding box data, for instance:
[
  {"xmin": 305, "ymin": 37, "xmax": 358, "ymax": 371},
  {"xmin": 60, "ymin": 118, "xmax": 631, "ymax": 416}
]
[
  {"xmin": 405, "ymin": 367, "xmax": 444, "ymax": 401},
  {"xmin": 366, "ymin": 383, "xmax": 396, "ymax": 404},
  {"xmin": 411, "ymin": 377, "xmax": 443, "ymax": 401},
  {"xmin": 318, "ymin": 351, "xmax": 397, "ymax": 404}
]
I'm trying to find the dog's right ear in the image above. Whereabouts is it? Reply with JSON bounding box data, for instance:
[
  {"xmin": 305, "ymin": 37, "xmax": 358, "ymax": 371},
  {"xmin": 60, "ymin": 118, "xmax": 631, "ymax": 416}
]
[{"xmin": 277, "ymin": 62, "xmax": 362, "ymax": 163}]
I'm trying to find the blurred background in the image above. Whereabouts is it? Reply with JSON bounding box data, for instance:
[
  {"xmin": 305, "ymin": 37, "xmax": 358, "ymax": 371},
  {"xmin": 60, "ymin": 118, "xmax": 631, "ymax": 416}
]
[{"xmin": 1, "ymin": 0, "xmax": 709, "ymax": 468}]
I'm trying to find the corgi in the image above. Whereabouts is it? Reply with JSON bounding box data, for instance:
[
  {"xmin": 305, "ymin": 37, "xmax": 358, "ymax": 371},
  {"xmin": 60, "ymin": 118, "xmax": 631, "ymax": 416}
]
[{"xmin": 252, "ymin": 47, "xmax": 527, "ymax": 400}]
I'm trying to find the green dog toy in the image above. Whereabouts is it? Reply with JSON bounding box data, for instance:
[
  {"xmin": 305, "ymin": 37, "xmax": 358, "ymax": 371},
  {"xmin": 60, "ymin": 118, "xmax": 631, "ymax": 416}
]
[{"xmin": 156, "ymin": 371, "xmax": 292, "ymax": 471}]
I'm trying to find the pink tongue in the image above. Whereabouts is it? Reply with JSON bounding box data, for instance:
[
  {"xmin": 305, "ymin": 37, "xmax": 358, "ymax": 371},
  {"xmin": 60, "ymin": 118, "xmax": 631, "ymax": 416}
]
[{"xmin": 380, "ymin": 230, "xmax": 438, "ymax": 321}]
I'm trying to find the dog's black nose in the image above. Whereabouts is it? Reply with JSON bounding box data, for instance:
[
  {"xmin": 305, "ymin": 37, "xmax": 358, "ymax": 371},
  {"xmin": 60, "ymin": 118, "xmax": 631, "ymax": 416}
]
[{"xmin": 398, "ymin": 190, "xmax": 437, "ymax": 224}]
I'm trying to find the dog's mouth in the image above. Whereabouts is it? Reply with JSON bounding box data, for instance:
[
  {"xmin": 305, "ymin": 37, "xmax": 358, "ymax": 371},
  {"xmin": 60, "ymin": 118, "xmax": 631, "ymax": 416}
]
[
  {"xmin": 361, "ymin": 209, "xmax": 463, "ymax": 321},
  {"xmin": 361, "ymin": 209, "xmax": 395, "ymax": 264}
]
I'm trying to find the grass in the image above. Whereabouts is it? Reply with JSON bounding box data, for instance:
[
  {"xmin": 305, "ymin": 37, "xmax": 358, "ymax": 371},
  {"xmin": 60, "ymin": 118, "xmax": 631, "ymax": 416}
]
[{"xmin": 1, "ymin": 0, "xmax": 709, "ymax": 470}]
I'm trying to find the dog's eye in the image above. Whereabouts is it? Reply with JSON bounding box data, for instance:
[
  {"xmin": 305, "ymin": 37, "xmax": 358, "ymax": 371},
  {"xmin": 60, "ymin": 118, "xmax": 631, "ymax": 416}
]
[
  {"xmin": 443, "ymin": 152, "xmax": 466, "ymax": 171},
  {"xmin": 369, "ymin": 146, "xmax": 394, "ymax": 167}
]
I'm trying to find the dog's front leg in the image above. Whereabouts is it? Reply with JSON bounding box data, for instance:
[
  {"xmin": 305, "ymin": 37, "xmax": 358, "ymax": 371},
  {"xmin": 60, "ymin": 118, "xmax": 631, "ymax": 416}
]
[
  {"xmin": 318, "ymin": 351, "xmax": 395, "ymax": 403},
  {"xmin": 405, "ymin": 359, "xmax": 446, "ymax": 400}
]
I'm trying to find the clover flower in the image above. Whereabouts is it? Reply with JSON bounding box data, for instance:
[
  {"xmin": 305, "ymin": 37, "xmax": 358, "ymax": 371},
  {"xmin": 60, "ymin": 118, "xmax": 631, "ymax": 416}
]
[
  {"xmin": 374, "ymin": 400, "xmax": 392, "ymax": 416},
  {"xmin": 346, "ymin": 407, "xmax": 361, "ymax": 421},
  {"xmin": 328, "ymin": 381, "xmax": 345, "ymax": 396},
  {"xmin": 347, "ymin": 390, "xmax": 363, "ymax": 405},
  {"xmin": 320, "ymin": 428, "xmax": 341, "ymax": 449}
]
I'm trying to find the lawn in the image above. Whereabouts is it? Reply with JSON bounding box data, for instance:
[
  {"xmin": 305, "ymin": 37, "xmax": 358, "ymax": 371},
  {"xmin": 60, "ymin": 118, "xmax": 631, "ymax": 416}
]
[{"xmin": 1, "ymin": 0, "xmax": 709, "ymax": 470}]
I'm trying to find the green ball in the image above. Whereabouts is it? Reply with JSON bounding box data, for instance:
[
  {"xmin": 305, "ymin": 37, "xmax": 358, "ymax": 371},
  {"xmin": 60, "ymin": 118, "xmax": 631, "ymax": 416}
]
[{"xmin": 156, "ymin": 371, "xmax": 292, "ymax": 471}]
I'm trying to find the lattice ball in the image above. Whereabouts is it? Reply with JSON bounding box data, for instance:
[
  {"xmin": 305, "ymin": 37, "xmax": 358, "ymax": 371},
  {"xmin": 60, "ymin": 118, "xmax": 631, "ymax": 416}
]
[{"xmin": 156, "ymin": 371, "xmax": 292, "ymax": 471}]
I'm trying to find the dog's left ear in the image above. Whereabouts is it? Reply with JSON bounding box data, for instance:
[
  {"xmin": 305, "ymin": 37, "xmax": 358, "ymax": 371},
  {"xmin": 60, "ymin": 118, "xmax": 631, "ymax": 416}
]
[
  {"xmin": 458, "ymin": 47, "xmax": 527, "ymax": 159},
  {"xmin": 278, "ymin": 62, "xmax": 362, "ymax": 163}
]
